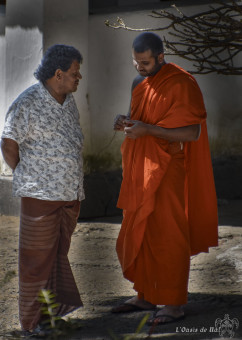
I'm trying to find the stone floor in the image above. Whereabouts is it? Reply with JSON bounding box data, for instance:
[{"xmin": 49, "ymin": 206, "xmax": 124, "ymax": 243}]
[{"xmin": 0, "ymin": 200, "xmax": 242, "ymax": 339}]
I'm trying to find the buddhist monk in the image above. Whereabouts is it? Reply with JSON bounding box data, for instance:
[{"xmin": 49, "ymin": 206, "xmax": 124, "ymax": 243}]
[{"xmin": 112, "ymin": 32, "xmax": 218, "ymax": 325}]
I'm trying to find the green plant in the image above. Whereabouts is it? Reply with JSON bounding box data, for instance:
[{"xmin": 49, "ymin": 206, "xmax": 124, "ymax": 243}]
[
  {"xmin": 38, "ymin": 289, "xmax": 61, "ymax": 329},
  {"xmin": 37, "ymin": 289, "xmax": 83, "ymax": 338},
  {"xmin": 108, "ymin": 314, "xmax": 150, "ymax": 340}
]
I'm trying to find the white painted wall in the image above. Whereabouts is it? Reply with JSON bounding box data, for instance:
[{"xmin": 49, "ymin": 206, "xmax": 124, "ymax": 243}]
[
  {"xmin": 0, "ymin": 28, "xmax": 6, "ymax": 147},
  {"xmin": 4, "ymin": 27, "xmax": 43, "ymax": 112},
  {"xmin": 0, "ymin": 0, "xmax": 43, "ymax": 174},
  {"xmin": 0, "ymin": 35, "xmax": 6, "ymax": 130},
  {"xmin": 4, "ymin": 0, "xmax": 43, "ymax": 109},
  {"xmin": 0, "ymin": 6, "xmax": 6, "ymax": 174},
  {"xmin": 88, "ymin": 12, "xmax": 137, "ymax": 158},
  {"xmin": 44, "ymin": 0, "xmax": 91, "ymax": 153}
]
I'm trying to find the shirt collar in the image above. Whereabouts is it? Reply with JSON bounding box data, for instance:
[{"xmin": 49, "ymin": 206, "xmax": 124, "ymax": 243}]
[{"xmin": 39, "ymin": 82, "xmax": 72, "ymax": 107}]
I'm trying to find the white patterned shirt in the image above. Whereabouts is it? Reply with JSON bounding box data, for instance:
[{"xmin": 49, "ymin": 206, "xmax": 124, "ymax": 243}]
[{"xmin": 1, "ymin": 82, "xmax": 85, "ymax": 201}]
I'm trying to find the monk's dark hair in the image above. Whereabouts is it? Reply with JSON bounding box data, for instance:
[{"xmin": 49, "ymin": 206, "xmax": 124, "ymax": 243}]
[
  {"xmin": 34, "ymin": 44, "xmax": 83, "ymax": 83},
  {"xmin": 132, "ymin": 32, "xmax": 164, "ymax": 56}
]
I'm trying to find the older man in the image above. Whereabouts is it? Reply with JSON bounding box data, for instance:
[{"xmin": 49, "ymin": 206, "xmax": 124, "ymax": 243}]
[
  {"xmin": 1, "ymin": 44, "xmax": 84, "ymax": 334},
  {"xmin": 113, "ymin": 33, "xmax": 218, "ymax": 325}
]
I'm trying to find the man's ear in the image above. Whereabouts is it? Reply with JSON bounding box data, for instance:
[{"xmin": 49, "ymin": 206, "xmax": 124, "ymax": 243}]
[
  {"xmin": 157, "ymin": 53, "xmax": 164, "ymax": 64},
  {"xmin": 55, "ymin": 69, "xmax": 62, "ymax": 80}
]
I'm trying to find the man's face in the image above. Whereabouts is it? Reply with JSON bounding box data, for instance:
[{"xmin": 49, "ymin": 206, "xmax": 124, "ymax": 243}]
[
  {"xmin": 59, "ymin": 60, "xmax": 82, "ymax": 94},
  {"xmin": 132, "ymin": 49, "xmax": 164, "ymax": 77}
]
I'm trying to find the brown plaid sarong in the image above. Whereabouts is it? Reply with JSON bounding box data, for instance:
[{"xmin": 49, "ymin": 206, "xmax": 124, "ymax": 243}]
[{"xmin": 19, "ymin": 197, "xmax": 82, "ymax": 331}]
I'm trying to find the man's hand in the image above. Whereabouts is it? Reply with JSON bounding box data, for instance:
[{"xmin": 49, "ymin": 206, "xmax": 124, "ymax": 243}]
[
  {"xmin": 124, "ymin": 120, "xmax": 148, "ymax": 139},
  {"xmin": 114, "ymin": 115, "xmax": 131, "ymax": 131}
]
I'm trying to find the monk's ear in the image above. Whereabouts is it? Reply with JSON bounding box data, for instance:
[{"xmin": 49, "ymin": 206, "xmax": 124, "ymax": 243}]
[
  {"xmin": 55, "ymin": 69, "xmax": 62, "ymax": 81},
  {"xmin": 157, "ymin": 53, "xmax": 164, "ymax": 64}
]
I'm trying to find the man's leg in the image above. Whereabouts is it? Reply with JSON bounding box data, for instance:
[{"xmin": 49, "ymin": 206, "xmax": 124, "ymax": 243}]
[
  {"xmin": 19, "ymin": 198, "xmax": 82, "ymax": 331},
  {"xmin": 52, "ymin": 200, "xmax": 83, "ymax": 314}
]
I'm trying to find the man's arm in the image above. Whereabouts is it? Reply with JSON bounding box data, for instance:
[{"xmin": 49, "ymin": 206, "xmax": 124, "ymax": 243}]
[
  {"xmin": 123, "ymin": 120, "xmax": 201, "ymax": 142},
  {"xmin": 1, "ymin": 138, "xmax": 20, "ymax": 170}
]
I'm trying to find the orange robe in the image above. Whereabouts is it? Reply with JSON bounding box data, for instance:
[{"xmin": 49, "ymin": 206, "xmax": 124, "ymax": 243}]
[{"xmin": 116, "ymin": 63, "xmax": 218, "ymax": 305}]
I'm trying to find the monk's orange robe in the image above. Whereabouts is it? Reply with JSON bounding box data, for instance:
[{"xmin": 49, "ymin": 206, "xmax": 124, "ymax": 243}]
[{"xmin": 116, "ymin": 63, "xmax": 218, "ymax": 305}]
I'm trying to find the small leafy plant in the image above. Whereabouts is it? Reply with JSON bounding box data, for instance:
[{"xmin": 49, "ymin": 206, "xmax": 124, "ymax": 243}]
[
  {"xmin": 37, "ymin": 289, "xmax": 83, "ymax": 339},
  {"xmin": 38, "ymin": 289, "xmax": 61, "ymax": 329},
  {"xmin": 109, "ymin": 314, "xmax": 150, "ymax": 340}
]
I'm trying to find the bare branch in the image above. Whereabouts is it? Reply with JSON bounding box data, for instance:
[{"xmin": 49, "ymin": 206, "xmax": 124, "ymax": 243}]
[{"xmin": 106, "ymin": 1, "xmax": 242, "ymax": 75}]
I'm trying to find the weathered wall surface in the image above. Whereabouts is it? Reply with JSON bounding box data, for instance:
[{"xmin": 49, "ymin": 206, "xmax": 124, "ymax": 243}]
[
  {"xmin": 0, "ymin": 24, "xmax": 6, "ymax": 159},
  {"xmin": 43, "ymin": 0, "xmax": 91, "ymax": 153},
  {"xmin": 0, "ymin": 0, "xmax": 44, "ymax": 174}
]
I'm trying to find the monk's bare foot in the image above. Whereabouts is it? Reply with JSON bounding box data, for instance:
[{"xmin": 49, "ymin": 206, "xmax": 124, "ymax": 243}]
[
  {"xmin": 147, "ymin": 305, "xmax": 185, "ymax": 325},
  {"xmin": 125, "ymin": 296, "xmax": 156, "ymax": 310},
  {"xmin": 111, "ymin": 296, "xmax": 156, "ymax": 313}
]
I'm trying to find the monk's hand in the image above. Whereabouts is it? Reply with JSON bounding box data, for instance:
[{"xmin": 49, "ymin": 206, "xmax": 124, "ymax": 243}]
[
  {"xmin": 114, "ymin": 115, "xmax": 129, "ymax": 131},
  {"xmin": 124, "ymin": 120, "xmax": 148, "ymax": 139}
]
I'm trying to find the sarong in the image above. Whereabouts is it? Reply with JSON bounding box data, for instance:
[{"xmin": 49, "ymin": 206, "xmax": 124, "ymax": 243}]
[{"xmin": 19, "ymin": 197, "xmax": 82, "ymax": 331}]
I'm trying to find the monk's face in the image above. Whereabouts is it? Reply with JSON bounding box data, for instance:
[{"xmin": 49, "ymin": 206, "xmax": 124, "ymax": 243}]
[{"xmin": 132, "ymin": 49, "xmax": 164, "ymax": 77}]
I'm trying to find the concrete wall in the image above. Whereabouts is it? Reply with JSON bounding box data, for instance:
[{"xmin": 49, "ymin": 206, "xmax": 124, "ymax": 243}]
[
  {"xmin": 0, "ymin": 0, "xmax": 90, "ymax": 175},
  {"xmin": 4, "ymin": 0, "xmax": 43, "ymax": 112},
  {"xmin": 44, "ymin": 0, "xmax": 91, "ymax": 153},
  {"xmin": 0, "ymin": 7, "xmax": 6, "ymax": 159},
  {"xmin": 0, "ymin": 0, "xmax": 43, "ymax": 174}
]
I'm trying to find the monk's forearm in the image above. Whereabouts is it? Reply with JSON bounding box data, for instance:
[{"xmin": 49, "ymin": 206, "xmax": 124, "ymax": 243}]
[
  {"xmin": 146, "ymin": 123, "xmax": 201, "ymax": 142},
  {"xmin": 1, "ymin": 138, "xmax": 20, "ymax": 170}
]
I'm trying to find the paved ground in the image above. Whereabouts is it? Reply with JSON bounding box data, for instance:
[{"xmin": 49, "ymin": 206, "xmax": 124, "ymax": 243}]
[{"xmin": 0, "ymin": 199, "xmax": 242, "ymax": 339}]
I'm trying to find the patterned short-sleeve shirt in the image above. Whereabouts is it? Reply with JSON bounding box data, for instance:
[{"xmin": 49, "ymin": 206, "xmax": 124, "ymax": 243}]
[{"xmin": 1, "ymin": 82, "xmax": 85, "ymax": 201}]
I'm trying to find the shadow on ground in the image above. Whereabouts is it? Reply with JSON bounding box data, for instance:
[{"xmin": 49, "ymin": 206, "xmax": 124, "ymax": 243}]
[
  {"xmin": 74, "ymin": 293, "xmax": 242, "ymax": 339},
  {"xmin": 2, "ymin": 292, "xmax": 242, "ymax": 339},
  {"xmin": 0, "ymin": 197, "xmax": 241, "ymax": 339},
  {"xmin": 6, "ymin": 295, "xmax": 242, "ymax": 340}
]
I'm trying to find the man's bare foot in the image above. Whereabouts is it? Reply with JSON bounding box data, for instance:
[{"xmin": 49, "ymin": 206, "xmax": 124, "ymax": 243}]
[
  {"xmin": 125, "ymin": 296, "xmax": 156, "ymax": 310},
  {"xmin": 147, "ymin": 305, "xmax": 185, "ymax": 325}
]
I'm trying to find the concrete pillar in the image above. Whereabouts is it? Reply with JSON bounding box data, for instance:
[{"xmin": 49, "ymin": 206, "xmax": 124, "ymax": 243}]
[
  {"xmin": 1, "ymin": 0, "xmax": 43, "ymax": 175},
  {"xmin": 5, "ymin": 0, "xmax": 43, "ymax": 110},
  {"xmin": 44, "ymin": 0, "xmax": 91, "ymax": 153},
  {"xmin": 0, "ymin": 6, "xmax": 6, "ymax": 144}
]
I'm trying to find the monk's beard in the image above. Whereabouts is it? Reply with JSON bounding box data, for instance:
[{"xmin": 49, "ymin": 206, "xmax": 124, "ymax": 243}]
[{"xmin": 138, "ymin": 60, "xmax": 165, "ymax": 77}]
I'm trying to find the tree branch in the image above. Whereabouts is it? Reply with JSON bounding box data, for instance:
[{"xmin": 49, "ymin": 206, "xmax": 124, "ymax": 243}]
[{"xmin": 105, "ymin": 1, "xmax": 242, "ymax": 75}]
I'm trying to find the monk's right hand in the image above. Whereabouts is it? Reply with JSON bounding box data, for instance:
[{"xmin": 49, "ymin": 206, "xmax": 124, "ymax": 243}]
[{"xmin": 114, "ymin": 115, "xmax": 128, "ymax": 131}]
